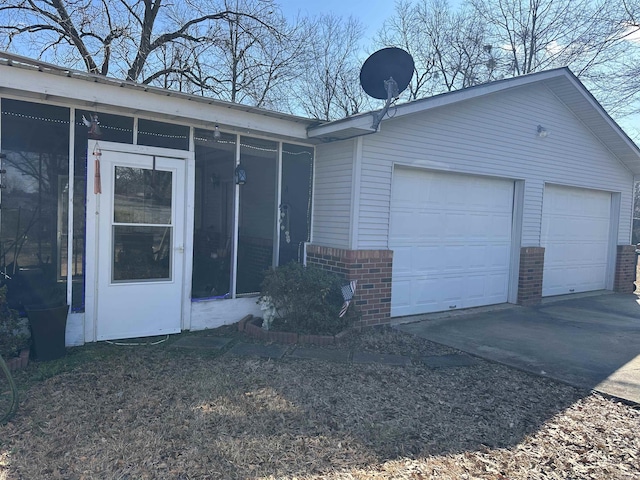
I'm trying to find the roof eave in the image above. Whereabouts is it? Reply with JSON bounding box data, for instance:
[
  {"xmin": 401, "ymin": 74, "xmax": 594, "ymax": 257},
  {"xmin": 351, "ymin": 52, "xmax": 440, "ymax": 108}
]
[{"xmin": 0, "ymin": 51, "xmax": 317, "ymax": 142}]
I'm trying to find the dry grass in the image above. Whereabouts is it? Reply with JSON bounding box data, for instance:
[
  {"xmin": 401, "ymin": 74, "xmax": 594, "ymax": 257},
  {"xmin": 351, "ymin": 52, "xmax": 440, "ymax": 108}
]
[{"xmin": 1, "ymin": 327, "xmax": 639, "ymax": 480}]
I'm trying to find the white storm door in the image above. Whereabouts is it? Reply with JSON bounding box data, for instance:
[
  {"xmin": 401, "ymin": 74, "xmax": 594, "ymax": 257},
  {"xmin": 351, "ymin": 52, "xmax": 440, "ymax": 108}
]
[
  {"xmin": 96, "ymin": 150, "xmax": 185, "ymax": 340},
  {"xmin": 541, "ymin": 184, "xmax": 611, "ymax": 297}
]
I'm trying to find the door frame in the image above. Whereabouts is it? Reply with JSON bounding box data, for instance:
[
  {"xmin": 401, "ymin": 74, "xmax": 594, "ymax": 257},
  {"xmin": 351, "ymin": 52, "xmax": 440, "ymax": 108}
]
[{"xmin": 85, "ymin": 140, "xmax": 195, "ymax": 342}]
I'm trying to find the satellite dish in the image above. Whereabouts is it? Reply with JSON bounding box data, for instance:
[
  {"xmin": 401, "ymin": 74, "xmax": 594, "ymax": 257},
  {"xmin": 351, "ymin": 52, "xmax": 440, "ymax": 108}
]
[
  {"xmin": 359, "ymin": 47, "xmax": 414, "ymax": 131},
  {"xmin": 360, "ymin": 47, "xmax": 414, "ymax": 100}
]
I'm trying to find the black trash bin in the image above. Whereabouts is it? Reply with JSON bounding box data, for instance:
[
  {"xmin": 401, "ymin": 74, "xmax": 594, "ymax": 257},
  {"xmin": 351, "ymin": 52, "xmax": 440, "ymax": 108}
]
[{"xmin": 26, "ymin": 303, "xmax": 68, "ymax": 361}]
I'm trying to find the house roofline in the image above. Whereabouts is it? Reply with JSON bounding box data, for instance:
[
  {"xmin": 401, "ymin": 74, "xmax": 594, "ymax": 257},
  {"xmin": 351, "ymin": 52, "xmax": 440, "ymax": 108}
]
[
  {"xmin": 0, "ymin": 50, "xmax": 317, "ymax": 142},
  {"xmin": 308, "ymin": 68, "xmax": 640, "ymax": 175},
  {"xmin": 2, "ymin": 52, "xmax": 639, "ymax": 171},
  {"xmin": 307, "ymin": 68, "xmax": 576, "ymax": 138}
]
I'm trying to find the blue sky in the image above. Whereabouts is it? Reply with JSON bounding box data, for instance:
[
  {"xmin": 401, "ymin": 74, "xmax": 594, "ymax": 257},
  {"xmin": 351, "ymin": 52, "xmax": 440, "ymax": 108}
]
[
  {"xmin": 276, "ymin": 0, "xmax": 465, "ymax": 42},
  {"xmin": 275, "ymin": 0, "xmax": 638, "ymax": 137},
  {"xmin": 276, "ymin": 0, "xmax": 397, "ymax": 43}
]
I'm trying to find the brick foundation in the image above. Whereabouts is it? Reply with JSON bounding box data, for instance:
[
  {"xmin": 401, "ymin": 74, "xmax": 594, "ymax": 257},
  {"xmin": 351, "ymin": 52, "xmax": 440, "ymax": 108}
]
[
  {"xmin": 614, "ymin": 245, "xmax": 637, "ymax": 294},
  {"xmin": 306, "ymin": 245, "xmax": 393, "ymax": 327},
  {"xmin": 517, "ymin": 247, "xmax": 544, "ymax": 306}
]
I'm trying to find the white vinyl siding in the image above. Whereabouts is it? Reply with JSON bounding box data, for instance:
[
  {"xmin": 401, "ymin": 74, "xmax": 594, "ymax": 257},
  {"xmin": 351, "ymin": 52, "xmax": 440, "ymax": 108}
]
[
  {"xmin": 355, "ymin": 83, "xmax": 633, "ymax": 250},
  {"xmin": 312, "ymin": 140, "xmax": 355, "ymax": 248}
]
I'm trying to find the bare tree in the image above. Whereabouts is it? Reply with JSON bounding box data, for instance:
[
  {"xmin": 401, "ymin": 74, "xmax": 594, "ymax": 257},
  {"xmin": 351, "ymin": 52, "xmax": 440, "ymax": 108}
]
[
  {"xmin": 376, "ymin": 0, "xmax": 436, "ymax": 100},
  {"xmin": 0, "ymin": 0, "xmax": 282, "ymax": 91},
  {"xmin": 593, "ymin": 0, "xmax": 640, "ymax": 120},
  {"xmin": 294, "ymin": 14, "xmax": 368, "ymax": 121},
  {"xmin": 375, "ymin": 0, "xmax": 499, "ymax": 100},
  {"xmin": 169, "ymin": 0, "xmax": 308, "ymax": 109},
  {"xmin": 468, "ymin": 0, "xmax": 632, "ymax": 77}
]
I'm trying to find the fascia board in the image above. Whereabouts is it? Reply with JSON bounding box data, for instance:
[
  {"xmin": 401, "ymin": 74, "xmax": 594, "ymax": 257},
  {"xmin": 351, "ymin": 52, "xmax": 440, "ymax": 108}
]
[
  {"xmin": 307, "ymin": 114, "xmax": 375, "ymax": 139},
  {"xmin": 0, "ymin": 65, "xmax": 311, "ymax": 140}
]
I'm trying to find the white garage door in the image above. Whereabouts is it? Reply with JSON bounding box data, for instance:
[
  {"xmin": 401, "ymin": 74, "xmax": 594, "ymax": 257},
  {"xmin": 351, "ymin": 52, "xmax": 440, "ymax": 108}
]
[
  {"xmin": 541, "ymin": 184, "xmax": 611, "ymax": 297},
  {"xmin": 390, "ymin": 168, "xmax": 514, "ymax": 317}
]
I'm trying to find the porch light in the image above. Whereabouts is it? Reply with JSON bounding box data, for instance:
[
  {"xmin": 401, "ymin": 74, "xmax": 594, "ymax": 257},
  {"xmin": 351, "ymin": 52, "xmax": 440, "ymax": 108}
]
[
  {"xmin": 235, "ymin": 164, "xmax": 247, "ymax": 185},
  {"xmin": 214, "ymin": 125, "xmax": 221, "ymax": 139}
]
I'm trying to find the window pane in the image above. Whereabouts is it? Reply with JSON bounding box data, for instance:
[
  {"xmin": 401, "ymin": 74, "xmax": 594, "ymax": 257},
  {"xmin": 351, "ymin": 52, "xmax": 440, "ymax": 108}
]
[
  {"xmin": 192, "ymin": 129, "xmax": 235, "ymax": 299},
  {"xmin": 112, "ymin": 226, "xmax": 172, "ymax": 281},
  {"xmin": 114, "ymin": 167, "xmax": 172, "ymax": 224}
]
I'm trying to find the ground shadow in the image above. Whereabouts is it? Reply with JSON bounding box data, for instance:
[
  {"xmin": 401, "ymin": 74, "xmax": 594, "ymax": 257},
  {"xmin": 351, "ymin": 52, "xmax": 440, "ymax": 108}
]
[{"xmin": 0, "ymin": 337, "xmax": 598, "ymax": 479}]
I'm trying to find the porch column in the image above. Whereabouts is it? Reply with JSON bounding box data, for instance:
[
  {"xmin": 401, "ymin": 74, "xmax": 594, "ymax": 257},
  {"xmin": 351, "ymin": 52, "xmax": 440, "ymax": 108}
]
[
  {"xmin": 517, "ymin": 247, "xmax": 545, "ymax": 306},
  {"xmin": 306, "ymin": 245, "xmax": 393, "ymax": 327},
  {"xmin": 613, "ymin": 245, "xmax": 637, "ymax": 294}
]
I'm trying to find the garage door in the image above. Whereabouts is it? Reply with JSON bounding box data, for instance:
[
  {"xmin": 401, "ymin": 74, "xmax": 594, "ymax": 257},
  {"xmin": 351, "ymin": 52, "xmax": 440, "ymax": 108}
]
[
  {"xmin": 390, "ymin": 168, "xmax": 514, "ymax": 317},
  {"xmin": 541, "ymin": 184, "xmax": 611, "ymax": 297}
]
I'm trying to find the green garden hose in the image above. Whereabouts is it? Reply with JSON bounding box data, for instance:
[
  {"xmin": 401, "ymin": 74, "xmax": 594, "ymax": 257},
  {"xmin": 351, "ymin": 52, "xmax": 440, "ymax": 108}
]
[{"xmin": 0, "ymin": 354, "xmax": 18, "ymax": 424}]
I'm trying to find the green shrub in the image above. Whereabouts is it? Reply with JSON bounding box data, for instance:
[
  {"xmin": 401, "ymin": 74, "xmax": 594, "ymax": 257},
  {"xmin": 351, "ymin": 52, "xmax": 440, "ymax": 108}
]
[
  {"xmin": 259, "ymin": 262, "xmax": 357, "ymax": 335},
  {"xmin": 0, "ymin": 285, "xmax": 29, "ymax": 358}
]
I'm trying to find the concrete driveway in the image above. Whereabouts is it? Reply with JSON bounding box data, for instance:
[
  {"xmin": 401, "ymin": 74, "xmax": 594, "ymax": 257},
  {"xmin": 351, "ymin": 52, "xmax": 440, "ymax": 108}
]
[{"xmin": 396, "ymin": 292, "xmax": 640, "ymax": 403}]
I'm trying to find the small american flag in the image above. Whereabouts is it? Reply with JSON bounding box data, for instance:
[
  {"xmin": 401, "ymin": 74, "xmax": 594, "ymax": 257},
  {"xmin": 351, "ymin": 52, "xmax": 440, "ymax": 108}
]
[{"xmin": 339, "ymin": 280, "xmax": 357, "ymax": 318}]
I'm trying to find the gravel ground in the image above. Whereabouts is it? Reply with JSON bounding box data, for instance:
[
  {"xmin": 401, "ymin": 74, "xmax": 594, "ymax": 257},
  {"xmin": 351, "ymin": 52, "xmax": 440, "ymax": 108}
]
[{"xmin": 0, "ymin": 326, "xmax": 639, "ymax": 480}]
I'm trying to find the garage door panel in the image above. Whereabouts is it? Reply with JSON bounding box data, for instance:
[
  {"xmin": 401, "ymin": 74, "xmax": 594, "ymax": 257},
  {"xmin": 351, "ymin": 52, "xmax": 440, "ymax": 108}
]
[
  {"xmin": 391, "ymin": 278, "xmax": 412, "ymax": 311},
  {"xmin": 544, "ymin": 265, "xmax": 604, "ymax": 294},
  {"xmin": 464, "ymin": 273, "xmax": 508, "ymax": 307},
  {"xmin": 392, "ymin": 247, "xmax": 413, "ymax": 274},
  {"xmin": 443, "ymin": 213, "xmax": 468, "ymax": 238},
  {"xmin": 491, "ymin": 214, "xmax": 514, "ymax": 237},
  {"xmin": 541, "ymin": 185, "xmax": 611, "ymax": 297},
  {"xmin": 488, "ymin": 244, "xmax": 512, "ymax": 268},
  {"xmin": 414, "ymin": 246, "xmax": 442, "ymax": 273},
  {"xmin": 390, "ymin": 168, "xmax": 514, "ymax": 317},
  {"xmin": 465, "ymin": 244, "xmax": 509, "ymax": 270},
  {"xmin": 466, "ymin": 213, "xmax": 490, "ymax": 236},
  {"xmin": 440, "ymin": 245, "xmax": 467, "ymax": 273},
  {"xmin": 413, "ymin": 278, "xmax": 443, "ymax": 307}
]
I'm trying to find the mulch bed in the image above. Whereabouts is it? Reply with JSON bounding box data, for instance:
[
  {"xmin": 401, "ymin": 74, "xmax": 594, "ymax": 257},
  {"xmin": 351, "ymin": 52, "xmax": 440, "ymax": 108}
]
[{"xmin": 0, "ymin": 327, "xmax": 639, "ymax": 479}]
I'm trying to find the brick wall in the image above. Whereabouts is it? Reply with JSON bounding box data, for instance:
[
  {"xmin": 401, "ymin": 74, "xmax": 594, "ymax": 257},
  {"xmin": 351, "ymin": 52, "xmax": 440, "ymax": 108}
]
[
  {"xmin": 306, "ymin": 245, "xmax": 393, "ymax": 327},
  {"xmin": 517, "ymin": 246, "xmax": 545, "ymax": 306},
  {"xmin": 614, "ymin": 245, "xmax": 637, "ymax": 294}
]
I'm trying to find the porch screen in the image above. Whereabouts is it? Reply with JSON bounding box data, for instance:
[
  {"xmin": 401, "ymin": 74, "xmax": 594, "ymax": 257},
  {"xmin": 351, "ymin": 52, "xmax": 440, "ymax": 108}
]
[{"xmin": 0, "ymin": 98, "xmax": 70, "ymax": 311}]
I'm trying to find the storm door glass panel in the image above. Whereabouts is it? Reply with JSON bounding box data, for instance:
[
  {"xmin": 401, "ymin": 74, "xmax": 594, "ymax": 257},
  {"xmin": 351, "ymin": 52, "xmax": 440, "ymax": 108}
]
[
  {"xmin": 112, "ymin": 166, "xmax": 173, "ymax": 282},
  {"xmin": 237, "ymin": 137, "xmax": 278, "ymax": 294}
]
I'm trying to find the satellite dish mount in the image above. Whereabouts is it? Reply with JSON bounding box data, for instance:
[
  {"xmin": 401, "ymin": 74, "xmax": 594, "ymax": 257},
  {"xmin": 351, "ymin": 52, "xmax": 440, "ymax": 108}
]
[
  {"xmin": 359, "ymin": 48, "xmax": 414, "ymax": 132},
  {"xmin": 372, "ymin": 77, "xmax": 400, "ymax": 130}
]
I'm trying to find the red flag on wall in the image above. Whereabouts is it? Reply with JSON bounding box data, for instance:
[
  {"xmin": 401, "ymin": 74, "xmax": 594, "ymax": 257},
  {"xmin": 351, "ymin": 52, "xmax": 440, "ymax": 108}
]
[{"xmin": 93, "ymin": 144, "xmax": 102, "ymax": 194}]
